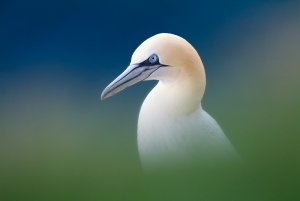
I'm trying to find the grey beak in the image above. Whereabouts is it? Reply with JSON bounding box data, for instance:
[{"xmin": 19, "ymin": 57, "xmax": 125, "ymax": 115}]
[{"xmin": 101, "ymin": 64, "xmax": 159, "ymax": 100}]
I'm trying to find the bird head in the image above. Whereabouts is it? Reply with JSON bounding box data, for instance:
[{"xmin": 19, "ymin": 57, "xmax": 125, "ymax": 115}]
[{"xmin": 101, "ymin": 33, "xmax": 205, "ymax": 100}]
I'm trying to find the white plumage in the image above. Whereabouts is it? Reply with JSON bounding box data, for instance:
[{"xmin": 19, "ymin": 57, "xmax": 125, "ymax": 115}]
[
  {"xmin": 138, "ymin": 84, "xmax": 236, "ymax": 169},
  {"xmin": 101, "ymin": 33, "xmax": 237, "ymax": 169}
]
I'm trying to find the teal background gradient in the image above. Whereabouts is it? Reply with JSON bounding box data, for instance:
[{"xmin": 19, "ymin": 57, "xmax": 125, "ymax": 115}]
[{"xmin": 1, "ymin": 1, "xmax": 300, "ymax": 200}]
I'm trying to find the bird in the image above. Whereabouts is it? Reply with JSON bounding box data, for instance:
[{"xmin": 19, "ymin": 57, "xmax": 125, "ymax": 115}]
[{"xmin": 101, "ymin": 33, "xmax": 238, "ymax": 170}]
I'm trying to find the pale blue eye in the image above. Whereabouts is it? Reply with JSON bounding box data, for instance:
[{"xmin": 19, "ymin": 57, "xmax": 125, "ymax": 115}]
[{"xmin": 148, "ymin": 54, "xmax": 158, "ymax": 64}]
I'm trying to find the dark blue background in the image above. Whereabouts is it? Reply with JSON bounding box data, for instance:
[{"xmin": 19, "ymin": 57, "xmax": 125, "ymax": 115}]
[{"xmin": 0, "ymin": 1, "xmax": 271, "ymax": 82}]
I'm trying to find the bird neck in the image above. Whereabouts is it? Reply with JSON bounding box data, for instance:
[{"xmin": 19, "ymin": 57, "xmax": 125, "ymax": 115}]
[{"xmin": 148, "ymin": 67, "xmax": 206, "ymax": 116}]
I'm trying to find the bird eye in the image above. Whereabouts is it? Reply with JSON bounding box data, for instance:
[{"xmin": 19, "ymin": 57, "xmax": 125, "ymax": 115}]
[{"xmin": 148, "ymin": 54, "xmax": 159, "ymax": 64}]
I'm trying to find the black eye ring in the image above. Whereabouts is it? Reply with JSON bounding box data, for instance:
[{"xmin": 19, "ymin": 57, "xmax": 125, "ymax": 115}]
[{"xmin": 148, "ymin": 54, "xmax": 159, "ymax": 64}]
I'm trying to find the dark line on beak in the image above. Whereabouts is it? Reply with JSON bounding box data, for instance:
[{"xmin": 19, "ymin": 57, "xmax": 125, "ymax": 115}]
[
  {"xmin": 143, "ymin": 64, "xmax": 169, "ymax": 80},
  {"xmin": 111, "ymin": 63, "xmax": 169, "ymax": 89},
  {"xmin": 112, "ymin": 64, "xmax": 169, "ymax": 91},
  {"xmin": 108, "ymin": 64, "xmax": 140, "ymax": 90}
]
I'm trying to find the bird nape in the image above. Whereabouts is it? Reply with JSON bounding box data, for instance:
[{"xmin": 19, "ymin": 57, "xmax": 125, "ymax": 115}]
[{"xmin": 101, "ymin": 33, "xmax": 238, "ymax": 171}]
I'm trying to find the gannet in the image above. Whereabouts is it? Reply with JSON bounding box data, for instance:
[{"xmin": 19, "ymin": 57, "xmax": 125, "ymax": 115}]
[{"xmin": 101, "ymin": 33, "xmax": 237, "ymax": 169}]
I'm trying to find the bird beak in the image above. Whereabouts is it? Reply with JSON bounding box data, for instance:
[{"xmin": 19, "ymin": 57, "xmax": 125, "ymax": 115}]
[{"xmin": 101, "ymin": 64, "xmax": 159, "ymax": 100}]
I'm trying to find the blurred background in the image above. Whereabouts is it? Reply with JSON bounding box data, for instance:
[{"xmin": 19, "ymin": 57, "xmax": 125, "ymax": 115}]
[{"xmin": 0, "ymin": 1, "xmax": 300, "ymax": 200}]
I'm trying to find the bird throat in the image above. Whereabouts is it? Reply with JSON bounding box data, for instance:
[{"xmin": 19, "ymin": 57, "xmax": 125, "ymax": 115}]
[{"xmin": 144, "ymin": 77, "xmax": 204, "ymax": 117}]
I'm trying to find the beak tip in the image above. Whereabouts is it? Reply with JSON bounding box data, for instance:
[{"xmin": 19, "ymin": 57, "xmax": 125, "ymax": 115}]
[
  {"xmin": 101, "ymin": 87, "xmax": 113, "ymax": 101},
  {"xmin": 100, "ymin": 88, "xmax": 107, "ymax": 101},
  {"xmin": 100, "ymin": 91, "xmax": 108, "ymax": 101},
  {"xmin": 100, "ymin": 63, "xmax": 145, "ymax": 102}
]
